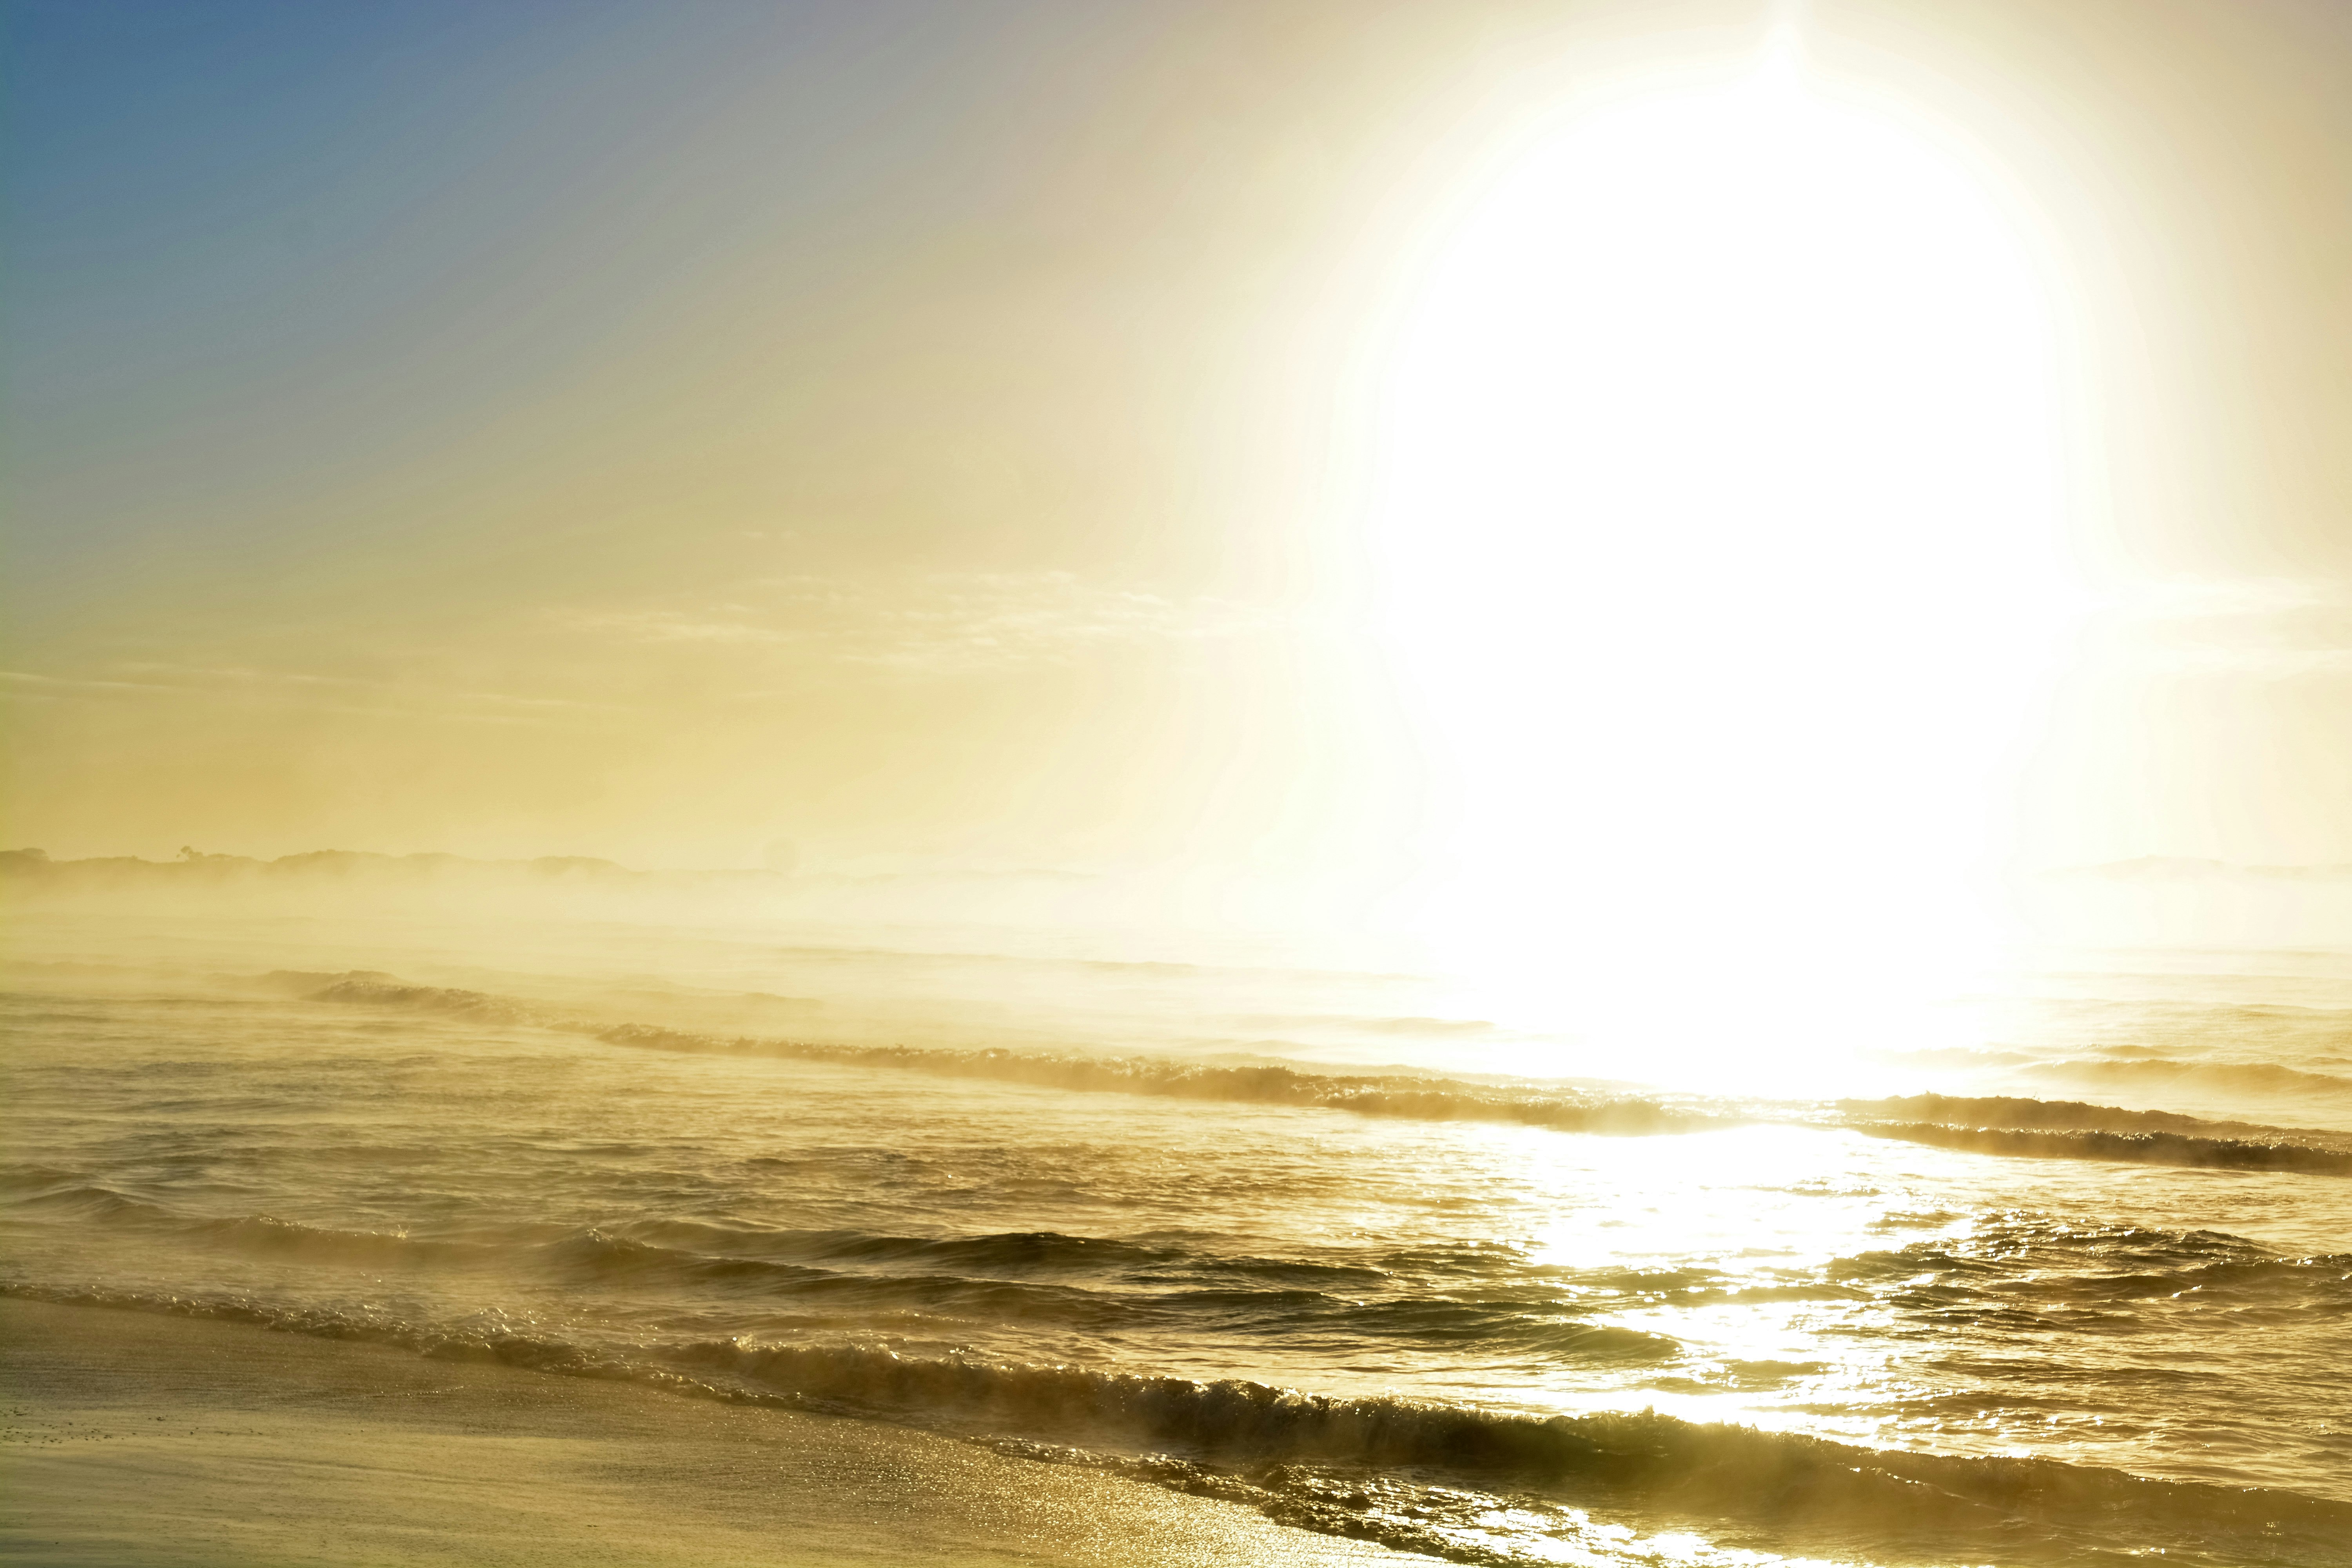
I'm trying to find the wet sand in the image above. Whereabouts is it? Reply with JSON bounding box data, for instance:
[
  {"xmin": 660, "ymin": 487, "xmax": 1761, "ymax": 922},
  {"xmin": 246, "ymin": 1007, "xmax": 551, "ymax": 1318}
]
[{"xmin": 0, "ymin": 1299, "xmax": 1421, "ymax": 1567}]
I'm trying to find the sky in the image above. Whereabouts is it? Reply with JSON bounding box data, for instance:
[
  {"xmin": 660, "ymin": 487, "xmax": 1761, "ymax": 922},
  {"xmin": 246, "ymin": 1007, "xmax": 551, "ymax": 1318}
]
[{"xmin": 4, "ymin": 0, "xmax": 2350, "ymax": 929}]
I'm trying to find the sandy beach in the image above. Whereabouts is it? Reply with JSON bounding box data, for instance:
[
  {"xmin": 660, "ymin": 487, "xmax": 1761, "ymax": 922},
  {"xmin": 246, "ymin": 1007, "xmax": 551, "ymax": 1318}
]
[{"xmin": 0, "ymin": 1299, "xmax": 1421, "ymax": 1567}]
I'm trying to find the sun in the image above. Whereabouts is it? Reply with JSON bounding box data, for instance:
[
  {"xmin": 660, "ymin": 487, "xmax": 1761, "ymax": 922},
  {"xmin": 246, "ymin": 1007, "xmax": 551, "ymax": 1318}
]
[{"xmin": 1370, "ymin": 39, "xmax": 2080, "ymax": 1080}]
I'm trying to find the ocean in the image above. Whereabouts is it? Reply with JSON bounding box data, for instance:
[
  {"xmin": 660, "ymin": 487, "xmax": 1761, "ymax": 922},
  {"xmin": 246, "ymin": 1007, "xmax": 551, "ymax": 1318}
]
[{"xmin": 5, "ymin": 905, "xmax": 2350, "ymax": 1566}]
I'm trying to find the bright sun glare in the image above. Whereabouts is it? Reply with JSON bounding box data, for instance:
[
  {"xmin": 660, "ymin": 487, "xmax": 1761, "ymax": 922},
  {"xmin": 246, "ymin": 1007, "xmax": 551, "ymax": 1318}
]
[{"xmin": 1375, "ymin": 41, "xmax": 2079, "ymax": 1081}]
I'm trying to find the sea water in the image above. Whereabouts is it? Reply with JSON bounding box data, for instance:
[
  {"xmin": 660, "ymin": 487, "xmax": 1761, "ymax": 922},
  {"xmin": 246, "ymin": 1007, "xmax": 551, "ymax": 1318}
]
[{"xmin": 4, "ymin": 910, "xmax": 2348, "ymax": 1565}]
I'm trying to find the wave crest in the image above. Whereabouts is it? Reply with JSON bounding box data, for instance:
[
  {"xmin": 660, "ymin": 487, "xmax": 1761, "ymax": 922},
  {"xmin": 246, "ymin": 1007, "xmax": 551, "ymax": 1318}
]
[
  {"xmin": 9, "ymin": 1285, "xmax": 2349, "ymax": 1566},
  {"xmin": 291, "ymin": 975, "xmax": 2352, "ymax": 1174},
  {"xmin": 1851, "ymin": 1120, "xmax": 2352, "ymax": 1175}
]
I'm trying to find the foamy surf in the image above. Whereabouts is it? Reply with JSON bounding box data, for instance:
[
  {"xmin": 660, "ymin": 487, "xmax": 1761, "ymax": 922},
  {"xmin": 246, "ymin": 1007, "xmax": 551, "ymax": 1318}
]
[
  {"xmin": 7, "ymin": 936, "xmax": 2352, "ymax": 1565},
  {"xmin": 8, "ymin": 1281, "xmax": 2348, "ymax": 1567},
  {"xmin": 285, "ymin": 971, "xmax": 2352, "ymax": 1172}
]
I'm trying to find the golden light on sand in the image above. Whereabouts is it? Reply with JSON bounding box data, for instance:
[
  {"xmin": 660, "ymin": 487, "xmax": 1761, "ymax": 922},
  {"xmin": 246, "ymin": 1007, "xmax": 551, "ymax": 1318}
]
[{"xmin": 1370, "ymin": 41, "xmax": 2084, "ymax": 1077}]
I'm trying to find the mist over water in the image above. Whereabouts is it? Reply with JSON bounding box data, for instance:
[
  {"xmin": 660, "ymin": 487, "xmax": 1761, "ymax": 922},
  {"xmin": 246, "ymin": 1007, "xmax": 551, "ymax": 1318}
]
[
  {"xmin": 7, "ymin": 863, "xmax": 2351, "ymax": 1566},
  {"xmin": 9, "ymin": 4, "xmax": 2352, "ymax": 1563}
]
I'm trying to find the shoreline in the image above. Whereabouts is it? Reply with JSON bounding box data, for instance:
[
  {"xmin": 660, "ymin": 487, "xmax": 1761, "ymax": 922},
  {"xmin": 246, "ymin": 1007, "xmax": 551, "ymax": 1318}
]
[{"xmin": 0, "ymin": 1298, "xmax": 1421, "ymax": 1567}]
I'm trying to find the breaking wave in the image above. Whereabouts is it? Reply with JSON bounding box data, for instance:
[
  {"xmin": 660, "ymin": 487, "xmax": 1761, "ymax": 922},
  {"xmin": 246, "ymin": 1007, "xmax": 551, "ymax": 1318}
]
[
  {"xmin": 1834, "ymin": 1093, "xmax": 2318, "ymax": 1137},
  {"xmin": 302, "ymin": 977, "xmax": 540, "ymax": 1024},
  {"xmin": 289, "ymin": 974, "xmax": 2352, "ymax": 1175},
  {"xmin": 1834, "ymin": 1094, "xmax": 2352, "ymax": 1174},
  {"xmin": 596, "ymin": 1023, "xmax": 1724, "ymax": 1134},
  {"xmin": 7, "ymin": 1284, "xmax": 2348, "ymax": 1567},
  {"xmin": 285, "ymin": 973, "xmax": 1723, "ymax": 1134},
  {"xmin": 1850, "ymin": 1120, "xmax": 2352, "ymax": 1174}
]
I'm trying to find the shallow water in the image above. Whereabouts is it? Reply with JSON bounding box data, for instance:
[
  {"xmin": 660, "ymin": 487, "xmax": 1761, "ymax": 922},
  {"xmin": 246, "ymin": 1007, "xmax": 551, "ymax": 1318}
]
[{"xmin": 4, "ymin": 913, "xmax": 2350, "ymax": 1565}]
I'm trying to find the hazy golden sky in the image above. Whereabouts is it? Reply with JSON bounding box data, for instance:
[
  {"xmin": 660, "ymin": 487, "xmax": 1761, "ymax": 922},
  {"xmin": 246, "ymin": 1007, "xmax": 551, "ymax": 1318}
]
[{"xmin": 5, "ymin": 0, "xmax": 2348, "ymax": 897}]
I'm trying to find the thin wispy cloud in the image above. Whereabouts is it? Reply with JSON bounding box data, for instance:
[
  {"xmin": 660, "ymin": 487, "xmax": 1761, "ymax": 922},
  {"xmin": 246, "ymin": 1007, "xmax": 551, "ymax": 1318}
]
[{"xmin": 560, "ymin": 571, "xmax": 1281, "ymax": 673}]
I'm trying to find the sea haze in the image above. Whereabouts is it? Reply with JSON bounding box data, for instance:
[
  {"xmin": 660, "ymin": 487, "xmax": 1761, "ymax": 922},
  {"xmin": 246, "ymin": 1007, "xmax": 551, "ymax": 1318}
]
[
  {"xmin": 5, "ymin": 880, "xmax": 2349, "ymax": 1567},
  {"xmin": 10, "ymin": 2, "xmax": 2352, "ymax": 1563}
]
